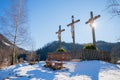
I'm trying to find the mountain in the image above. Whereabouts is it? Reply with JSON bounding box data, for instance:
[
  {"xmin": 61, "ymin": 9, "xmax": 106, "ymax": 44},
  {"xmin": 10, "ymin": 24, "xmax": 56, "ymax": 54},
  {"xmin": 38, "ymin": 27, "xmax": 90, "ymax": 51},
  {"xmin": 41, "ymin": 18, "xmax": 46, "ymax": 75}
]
[
  {"xmin": 37, "ymin": 41, "xmax": 120, "ymax": 60},
  {"xmin": 0, "ymin": 34, "xmax": 12, "ymax": 48},
  {"xmin": 0, "ymin": 33, "xmax": 26, "ymax": 54},
  {"xmin": 36, "ymin": 41, "xmax": 83, "ymax": 60},
  {"xmin": 0, "ymin": 33, "xmax": 27, "ymax": 65},
  {"xmin": 96, "ymin": 41, "xmax": 118, "ymax": 52}
]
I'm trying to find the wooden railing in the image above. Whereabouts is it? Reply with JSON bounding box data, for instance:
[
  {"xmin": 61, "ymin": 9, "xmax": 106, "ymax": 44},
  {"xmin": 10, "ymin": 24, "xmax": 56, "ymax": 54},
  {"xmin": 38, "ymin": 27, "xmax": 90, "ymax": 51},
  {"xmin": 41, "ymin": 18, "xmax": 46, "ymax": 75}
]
[
  {"xmin": 48, "ymin": 52, "xmax": 71, "ymax": 61},
  {"xmin": 47, "ymin": 49, "xmax": 111, "ymax": 62},
  {"xmin": 80, "ymin": 50, "xmax": 111, "ymax": 61}
]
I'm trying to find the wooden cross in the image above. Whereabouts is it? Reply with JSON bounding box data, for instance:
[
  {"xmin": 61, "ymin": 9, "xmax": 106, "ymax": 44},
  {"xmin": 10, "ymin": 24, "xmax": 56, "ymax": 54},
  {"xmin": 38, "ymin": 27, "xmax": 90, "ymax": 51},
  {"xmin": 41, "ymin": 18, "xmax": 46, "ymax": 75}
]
[
  {"xmin": 85, "ymin": 11, "xmax": 100, "ymax": 46},
  {"xmin": 56, "ymin": 25, "xmax": 65, "ymax": 48},
  {"xmin": 67, "ymin": 15, "xmax": 80, "ymax": 52}
]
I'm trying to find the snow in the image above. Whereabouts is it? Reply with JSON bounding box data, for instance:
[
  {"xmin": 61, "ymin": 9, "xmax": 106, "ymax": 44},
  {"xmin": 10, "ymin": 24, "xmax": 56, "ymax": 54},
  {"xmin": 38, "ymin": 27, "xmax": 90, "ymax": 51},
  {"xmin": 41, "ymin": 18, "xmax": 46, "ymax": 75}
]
[
  {"xmin": 117, "ymin": 60, "xmax": 120, "ymax": 64},
  {"xmin": 2, "ymin": 41, "xmax": 11, "ymax": 46},
  {"xmin": 0, "ymin": 60, "xmax": 120, "ymax": 80}
]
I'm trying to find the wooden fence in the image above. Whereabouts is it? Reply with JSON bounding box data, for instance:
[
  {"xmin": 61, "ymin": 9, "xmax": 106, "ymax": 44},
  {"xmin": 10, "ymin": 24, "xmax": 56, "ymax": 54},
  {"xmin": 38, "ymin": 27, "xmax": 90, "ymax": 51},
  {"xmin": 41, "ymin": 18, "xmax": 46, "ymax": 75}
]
[
  {"xmin": 47, "ymin": 49, "xmax": 111, "ymax": 62},
  {"xmin": 47, "ymin": 52, "xmax": 71, "ymax": 61},
  {"xmin": 80, "ymin": 50, "xmax": 111, "ymax": 61}
]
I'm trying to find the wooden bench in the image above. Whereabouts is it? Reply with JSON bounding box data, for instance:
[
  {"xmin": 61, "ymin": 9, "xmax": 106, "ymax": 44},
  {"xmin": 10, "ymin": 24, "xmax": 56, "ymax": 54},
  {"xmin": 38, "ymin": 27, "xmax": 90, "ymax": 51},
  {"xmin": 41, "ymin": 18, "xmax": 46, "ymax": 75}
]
[
  {"xmin": 54, "ymin": 62, "xmax": 63, "ymax": 69},
  {"xmin": 45, "ymin": 61, "xmax": 63, "ymax": 70},
  {"xmin": 45, "ymin": 61, "xmax": 52, "ymax": 67}
]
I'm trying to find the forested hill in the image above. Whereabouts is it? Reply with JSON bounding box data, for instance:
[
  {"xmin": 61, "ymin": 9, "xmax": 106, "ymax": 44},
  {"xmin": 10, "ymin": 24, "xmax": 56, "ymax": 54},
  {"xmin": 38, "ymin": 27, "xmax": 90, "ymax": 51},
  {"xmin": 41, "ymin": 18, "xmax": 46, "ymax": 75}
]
[{"xmin": 36, "ymin": 41, "xmax": 120, "ymax": 60}]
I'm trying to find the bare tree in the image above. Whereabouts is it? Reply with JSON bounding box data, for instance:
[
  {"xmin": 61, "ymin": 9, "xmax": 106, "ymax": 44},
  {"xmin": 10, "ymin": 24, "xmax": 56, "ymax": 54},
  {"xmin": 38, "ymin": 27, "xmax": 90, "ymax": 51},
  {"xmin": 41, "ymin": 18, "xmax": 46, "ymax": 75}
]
[
  {"xmin": 27, "ymin": 39, "xmax": 38, "ymax": 63},
  {"xmin": 107, "ymin": 0, "xmax": 120, "ymax": 16},
  {"xmin": 107, "ymin": 0, "xmax": 120, "ymax": 41},
  {"xmin": 0, "ymin": 0, "xmax": 29, "ymax": 65}
]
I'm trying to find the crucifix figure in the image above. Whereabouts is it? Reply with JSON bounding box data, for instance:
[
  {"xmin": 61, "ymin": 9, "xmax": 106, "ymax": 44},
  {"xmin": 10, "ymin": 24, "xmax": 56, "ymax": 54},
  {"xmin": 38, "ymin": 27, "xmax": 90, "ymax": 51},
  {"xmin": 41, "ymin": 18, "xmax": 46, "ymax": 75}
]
[
  {"xmin": 67, "ymin": 15, "xmax": 80, "ymax": 52},
  {"xmin": 56, "ymin": 25, "xmax": 65, "ymax": 48},
  {"xmin": 85, "ymin": 11, "xmax": 100, "ymax": 47}
]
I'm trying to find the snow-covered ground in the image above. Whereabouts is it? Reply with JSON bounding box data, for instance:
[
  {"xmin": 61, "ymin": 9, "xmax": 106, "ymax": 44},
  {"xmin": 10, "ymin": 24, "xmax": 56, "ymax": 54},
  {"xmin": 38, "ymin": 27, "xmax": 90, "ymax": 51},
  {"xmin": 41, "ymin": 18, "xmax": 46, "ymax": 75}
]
[{"xmin": 0, "ymin": 60, "xmax": 120, "ymax": 80}]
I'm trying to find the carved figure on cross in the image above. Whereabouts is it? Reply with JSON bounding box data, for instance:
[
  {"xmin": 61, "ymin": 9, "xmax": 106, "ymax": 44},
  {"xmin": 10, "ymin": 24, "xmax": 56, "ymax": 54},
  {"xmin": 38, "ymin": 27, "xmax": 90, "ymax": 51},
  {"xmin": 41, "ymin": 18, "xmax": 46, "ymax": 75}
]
[
  {"xmin": 56, "ymin": 25, "xmax": 65, "ymax": 48},
  {"xmin": 67, "ymin": 15, "xmax": 80, "ymax": 52},
  {"xmin": 71, "ymin": 23, "xmax": 74, "ymax": 39}
]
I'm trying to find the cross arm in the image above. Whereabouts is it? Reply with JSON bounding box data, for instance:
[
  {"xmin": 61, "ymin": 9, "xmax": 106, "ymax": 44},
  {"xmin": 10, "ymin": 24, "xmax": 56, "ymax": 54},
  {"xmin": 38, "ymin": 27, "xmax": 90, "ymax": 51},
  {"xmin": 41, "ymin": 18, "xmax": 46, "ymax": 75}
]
[
  {"xmin": 56, "ymin": 29, "xmax": 65, "ymax": 34},
  {"xmin": 67, "ymin": 19, "xmax": 80, "ymax": 27},
  {"xmin": 61, "ymin": 29, "xmax": 65, "ymax": 32},
  {"xmin": 56, "ymin": 32, "xmax": 58, "ymax": 34},
  {"xmin": 85, "ymin": 15, "xmax": 100, "ymax": 24},
  {"xmin": 93, "ymin": 15, "xmax": 101, "ymax": 21},
  {"xmin": 85, "ymin": 19, "xmax": 92, "ymax": 24}
]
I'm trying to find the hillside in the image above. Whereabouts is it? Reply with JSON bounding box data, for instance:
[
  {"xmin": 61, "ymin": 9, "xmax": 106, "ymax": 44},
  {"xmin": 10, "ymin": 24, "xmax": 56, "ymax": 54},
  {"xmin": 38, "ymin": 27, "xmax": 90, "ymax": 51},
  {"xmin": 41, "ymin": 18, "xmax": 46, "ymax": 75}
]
[
  {"xmin": 0, "ymin": 33, "xmax": 27, "ymax": 65},
  {"xmin": 0, "ymin": 33, "xmax": 26, "ymax": 54},
  {"xmin": 0, "ymin": 34, "xmax": 12, "ymax": 48},
  {"xmin": 0, "ymin": 60, "xmax": 120, "ymax": 80},
  {"xmin": 37, "ymin": 41, "xmax": 120, "ymax": 60}
]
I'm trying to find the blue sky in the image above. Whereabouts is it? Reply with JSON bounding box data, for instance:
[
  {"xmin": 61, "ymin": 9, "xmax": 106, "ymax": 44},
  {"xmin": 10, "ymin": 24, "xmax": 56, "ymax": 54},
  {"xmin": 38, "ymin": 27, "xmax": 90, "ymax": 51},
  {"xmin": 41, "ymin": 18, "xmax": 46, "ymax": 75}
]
[{"xmin": 0, "ymin": 0, "xmax": 120, "ymax": 50}]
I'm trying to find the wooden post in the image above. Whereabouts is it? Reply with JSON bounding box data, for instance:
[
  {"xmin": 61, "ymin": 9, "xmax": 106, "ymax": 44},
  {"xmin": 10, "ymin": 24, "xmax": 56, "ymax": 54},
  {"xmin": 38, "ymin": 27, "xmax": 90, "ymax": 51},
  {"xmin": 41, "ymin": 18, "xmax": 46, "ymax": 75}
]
[
  {"xmin": 56, "ymin": 25, "xmax": 65, "ymax": 48},
  {"xmin": 67, "ymin": 15, "xmax": 80, "ymax": 52},
  {"xmin": 85, "ymin": 11, "xmax": 100, "ymax": 46}
]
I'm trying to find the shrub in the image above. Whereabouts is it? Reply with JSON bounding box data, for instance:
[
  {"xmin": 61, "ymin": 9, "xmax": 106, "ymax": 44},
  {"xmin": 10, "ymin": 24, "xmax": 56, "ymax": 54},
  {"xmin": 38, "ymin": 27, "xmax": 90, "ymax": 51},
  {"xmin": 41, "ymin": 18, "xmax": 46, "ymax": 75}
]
[
  {"xmin": 44, "ymin": 61, "xmax": 52, "ymax": 67},
  {"xmin": 29, "ymin": 61, "xmax": 35, "ymax": 65},
  {"xmin": 111, "ymin": 57, "xmax": 119, "ymax": 64},
  {"xmin": 83, "ymin": 43, "xmax": 98, "ymax": 50},
  {"xmin": 56, "ymin": 47, "xmax": 66, "ymax": 52}
]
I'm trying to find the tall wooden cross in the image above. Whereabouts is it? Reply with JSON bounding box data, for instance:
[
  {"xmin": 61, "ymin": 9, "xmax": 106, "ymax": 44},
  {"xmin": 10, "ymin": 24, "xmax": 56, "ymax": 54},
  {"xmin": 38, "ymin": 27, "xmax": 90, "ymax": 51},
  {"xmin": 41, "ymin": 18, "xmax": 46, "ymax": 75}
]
[
  {"xmin": 67, "ymin": 15, "xmax": 80, "ymax": 52},
  {"xmin": 85, "ymin": 11, "xmax": 100, "ymax": 46},
  {"xmin": 56, "ymin": 25, "xmax": 65, "ymax": 48}
]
